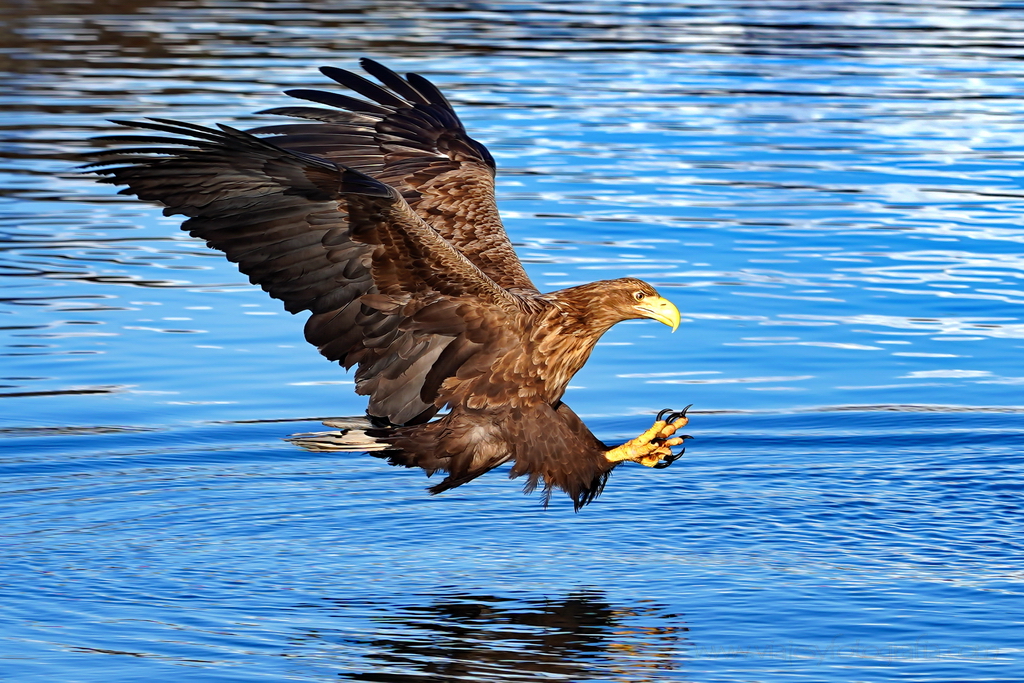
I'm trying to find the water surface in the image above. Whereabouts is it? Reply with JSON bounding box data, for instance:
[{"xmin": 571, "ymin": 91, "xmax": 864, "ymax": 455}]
[{"xmin": 2, "ymin": 1, "xmax": 1023, "ymax": 681}]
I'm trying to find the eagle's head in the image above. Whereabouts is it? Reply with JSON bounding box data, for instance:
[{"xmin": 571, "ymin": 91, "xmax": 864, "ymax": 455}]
[{"xmin": 547, "ymin": 277, "xmax": 680, "ymax": 334}]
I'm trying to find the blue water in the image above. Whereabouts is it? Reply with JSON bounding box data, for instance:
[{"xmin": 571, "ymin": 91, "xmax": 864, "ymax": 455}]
[{"xmin": 2, "ymin": 1, "xmax": 1023, "ymax": 680}]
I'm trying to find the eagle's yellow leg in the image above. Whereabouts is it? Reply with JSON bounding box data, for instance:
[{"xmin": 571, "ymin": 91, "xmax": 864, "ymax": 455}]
[{"xmin": 604, "ymin": 408, "xmax": 691, "ymax": 467}]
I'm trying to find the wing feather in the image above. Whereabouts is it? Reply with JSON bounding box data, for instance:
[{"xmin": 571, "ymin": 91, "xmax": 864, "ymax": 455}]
[
  {"xmin": 248, "ymin": 59, "xmax": 537, "ymax": 293},
  {"xmin": 90, "ymin": 121, "xmax": 525, "ymax": 425},
  {"xmin": 319, "ymin": 65, "xmax": 410, "ymax": 109},
  {"xmin": 358, "ymin": 58, "xmax": 434, "ymax": 104},
  {"xmin": 285, "ymin": 89, "xmax": 394, "ymax": 116}
]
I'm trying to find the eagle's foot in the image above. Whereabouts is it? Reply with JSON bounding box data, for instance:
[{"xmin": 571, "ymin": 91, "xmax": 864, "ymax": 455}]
[{"xmin": 605, "ymin": 406, "xmax": 692, "ymax": 468}]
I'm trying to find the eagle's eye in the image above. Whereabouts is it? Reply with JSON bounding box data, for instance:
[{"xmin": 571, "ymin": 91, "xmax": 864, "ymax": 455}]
[{"xmin": 633, "ymin": 291, "xmax": 646, "ymax": 301}]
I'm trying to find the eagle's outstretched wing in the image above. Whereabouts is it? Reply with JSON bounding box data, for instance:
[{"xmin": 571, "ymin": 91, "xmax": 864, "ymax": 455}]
[
  {"xmin": 89, "ymin": 120, "xmax": 524, "ymax": 425},
  {"xmin": 248, "ymin": 58, "xmax": 537, "ymax": 294}
]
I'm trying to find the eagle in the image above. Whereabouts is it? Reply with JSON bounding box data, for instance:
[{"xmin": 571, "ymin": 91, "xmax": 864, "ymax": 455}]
[{"xmin": 89, "ymin": 58, "xmax": 692, "ymax": 510}]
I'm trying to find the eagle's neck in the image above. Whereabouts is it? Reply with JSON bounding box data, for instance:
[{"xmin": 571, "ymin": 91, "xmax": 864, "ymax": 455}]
[
  {"xmin": 540, "ymin": 281, "xmax": 633, "ymax": 336},
  {"xmin": 529, "ymin": 284, "xmax": 631, "ymax": 402}
]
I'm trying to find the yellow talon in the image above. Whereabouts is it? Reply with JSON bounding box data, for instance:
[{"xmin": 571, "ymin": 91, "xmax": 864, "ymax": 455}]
[
  {"xmin": 604, "ymin": 421, "xmax": 666, "ymax": 463},
  {"xmin": 638, "ymin": 447, "xmax": 671, "ymax": 467},
  {"xmin": 657, "ymin": 414, "xmax": 688, "ymax": 440},
  {"xmin": 604, "ymin": 408, "xmax": 691, "ymax": 466}
]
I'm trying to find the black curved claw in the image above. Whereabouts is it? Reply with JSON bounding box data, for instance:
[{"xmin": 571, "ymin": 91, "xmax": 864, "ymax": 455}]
[
  {"xmin": 664, "ymin": 409, "xmax": 688, "ymax": 424},
  {"xmin": 652, "ymin": 446, "xmax": 686, "ymax": 469},
  {"xmin": 656, "ymin": 408, "xmax": 675, "ymax": 422},
  {"xmin": 668, "ymin": 404, "xmax": 693, "ymax": 422}
]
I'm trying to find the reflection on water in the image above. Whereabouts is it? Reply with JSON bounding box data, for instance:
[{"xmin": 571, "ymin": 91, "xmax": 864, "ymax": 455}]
[
  {"xmin": 2, "ymin": 1, "xmax": 1024, "ymax": 681},
  {"xmin": 310, "ymin": 591, "xmax": 686, "ymax": 681}
]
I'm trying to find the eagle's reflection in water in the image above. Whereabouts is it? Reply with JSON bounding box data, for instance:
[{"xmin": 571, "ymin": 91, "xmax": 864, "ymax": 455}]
[{"xmin": 300, "ymin": 590, "xmax": 689, "ymax": 681}]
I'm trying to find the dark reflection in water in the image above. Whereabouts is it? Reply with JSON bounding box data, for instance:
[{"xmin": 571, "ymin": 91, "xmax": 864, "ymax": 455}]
[{"xmin": 304, "ymin": 591, "xmax": 688, "ymax": 681}]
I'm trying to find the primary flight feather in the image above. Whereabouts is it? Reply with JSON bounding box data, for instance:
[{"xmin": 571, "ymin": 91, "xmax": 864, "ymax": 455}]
[{"xmin": 89, "ymin": 58, "xmax": 691, "ymax": 510}]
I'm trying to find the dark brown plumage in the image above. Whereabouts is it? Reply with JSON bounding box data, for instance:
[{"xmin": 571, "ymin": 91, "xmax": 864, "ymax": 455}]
[{"xmin": 88, "ymin": 58, "xmax": 689, "ymax": 510}]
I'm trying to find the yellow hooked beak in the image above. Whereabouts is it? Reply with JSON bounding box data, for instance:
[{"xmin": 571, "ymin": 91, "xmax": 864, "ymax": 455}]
[{"xmin": 635, "ymin": 296, "xmax": 680, "ymax": 332}]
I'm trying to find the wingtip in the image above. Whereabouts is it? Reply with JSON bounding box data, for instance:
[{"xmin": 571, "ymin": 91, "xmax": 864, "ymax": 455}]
[{"xmin": 318, "ymin": 65, "xmax": 348, "ymax": 80}]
